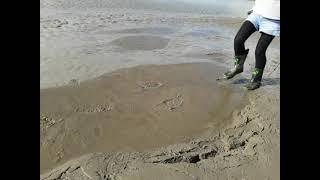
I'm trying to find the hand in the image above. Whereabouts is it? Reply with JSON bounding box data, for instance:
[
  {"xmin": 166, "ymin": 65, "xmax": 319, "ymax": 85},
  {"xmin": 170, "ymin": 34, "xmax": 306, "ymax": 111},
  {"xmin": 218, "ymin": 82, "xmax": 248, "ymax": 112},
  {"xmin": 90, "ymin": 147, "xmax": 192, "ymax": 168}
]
[{"xmin": 247, "ymin": 10, "xmax": 253, "ymax": 15}]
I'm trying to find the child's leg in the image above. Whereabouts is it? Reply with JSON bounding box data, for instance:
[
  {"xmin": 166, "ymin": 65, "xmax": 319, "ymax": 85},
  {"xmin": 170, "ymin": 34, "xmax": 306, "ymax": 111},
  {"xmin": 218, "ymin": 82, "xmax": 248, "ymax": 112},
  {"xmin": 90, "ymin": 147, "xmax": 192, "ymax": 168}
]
[
  {"xmin": 221, "ymin": 21, "xmax": 256, "ymax": 80},
  {"xmin": 234, "ymin": 21, "xmax": 256, "ymax": 56},
  {"xmin": 255, "ymin": 32, "xmax": 275, "ymax": 71},
  {"xmin": 243, "ymin": 32, "xmax": 275, "ymax": 90}
]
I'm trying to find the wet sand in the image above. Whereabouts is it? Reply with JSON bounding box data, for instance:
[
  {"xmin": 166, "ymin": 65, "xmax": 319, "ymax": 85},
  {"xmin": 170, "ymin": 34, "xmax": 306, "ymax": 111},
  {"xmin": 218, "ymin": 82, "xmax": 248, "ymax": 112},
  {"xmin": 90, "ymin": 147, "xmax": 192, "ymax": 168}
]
[
  {"xmin": 40, "ymin": 62, "xmax": 248, "ymax": 173},
  {"xmin": 110, "ymin": 35, "xmax": 170, "ymax": 51}
]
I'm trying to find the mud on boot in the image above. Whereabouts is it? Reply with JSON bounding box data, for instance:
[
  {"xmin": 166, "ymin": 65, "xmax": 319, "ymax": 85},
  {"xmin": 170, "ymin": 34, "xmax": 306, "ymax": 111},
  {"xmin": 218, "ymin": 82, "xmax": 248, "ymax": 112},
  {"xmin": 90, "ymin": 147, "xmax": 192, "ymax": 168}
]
[
  {"xmin": 222, "ymin": 49, "xmax": 249, "ymax": 80},
  {"xmin": 243, "ymin": 68, "xmax": 263, "ymax": 90}
]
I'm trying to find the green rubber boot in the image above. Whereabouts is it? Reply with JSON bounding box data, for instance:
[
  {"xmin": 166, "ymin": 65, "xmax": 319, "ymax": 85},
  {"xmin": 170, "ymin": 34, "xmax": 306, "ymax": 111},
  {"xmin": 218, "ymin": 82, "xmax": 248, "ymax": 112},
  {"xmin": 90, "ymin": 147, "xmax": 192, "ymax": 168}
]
[
  {"xmin": 243, "ymin": 68, "xmax": 263, "ymax": 90},
  {"xmin": 223, "ymin": 49, "xmax": 249, "ymax": 79}
]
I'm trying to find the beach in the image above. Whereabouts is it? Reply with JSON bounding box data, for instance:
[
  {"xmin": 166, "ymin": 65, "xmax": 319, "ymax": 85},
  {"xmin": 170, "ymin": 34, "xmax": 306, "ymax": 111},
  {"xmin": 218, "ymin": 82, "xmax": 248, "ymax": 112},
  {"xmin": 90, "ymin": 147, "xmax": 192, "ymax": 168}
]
[{"xmin": 40, "ymin": 0, "xmax": 280, "ymax": 179}]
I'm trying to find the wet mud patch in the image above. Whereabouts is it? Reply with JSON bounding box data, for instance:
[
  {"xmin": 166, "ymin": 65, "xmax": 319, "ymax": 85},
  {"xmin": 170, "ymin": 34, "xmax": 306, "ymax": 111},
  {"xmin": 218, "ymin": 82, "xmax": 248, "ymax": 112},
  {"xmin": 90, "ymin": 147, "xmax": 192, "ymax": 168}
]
[
  {"xmin": 40, "ymin": 62, "xmax": 249, "ymax": 173},
  {"xmin": 110, "ymin": 35, "xmax": 170, "ymax": 51}
]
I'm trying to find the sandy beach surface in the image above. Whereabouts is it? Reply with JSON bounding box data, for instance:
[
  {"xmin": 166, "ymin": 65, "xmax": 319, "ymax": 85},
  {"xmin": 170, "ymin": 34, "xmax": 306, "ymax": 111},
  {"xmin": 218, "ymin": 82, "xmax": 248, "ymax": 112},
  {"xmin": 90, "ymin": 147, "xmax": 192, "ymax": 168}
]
[{"xmin": 40, "ymin": 0, "xmax": 280, "ymax": 179}]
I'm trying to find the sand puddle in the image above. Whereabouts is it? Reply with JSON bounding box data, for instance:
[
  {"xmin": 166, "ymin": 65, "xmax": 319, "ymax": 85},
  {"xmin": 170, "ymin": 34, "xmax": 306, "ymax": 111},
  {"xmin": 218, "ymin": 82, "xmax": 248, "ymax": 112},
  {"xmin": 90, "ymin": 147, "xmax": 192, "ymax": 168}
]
[
  {"xmin": 40, "ymin": 62, "xmax": 248, "ymax": 173},
  {"xmin": 110, "ymin": 35, "xmax": 170, "ymax": 51}
]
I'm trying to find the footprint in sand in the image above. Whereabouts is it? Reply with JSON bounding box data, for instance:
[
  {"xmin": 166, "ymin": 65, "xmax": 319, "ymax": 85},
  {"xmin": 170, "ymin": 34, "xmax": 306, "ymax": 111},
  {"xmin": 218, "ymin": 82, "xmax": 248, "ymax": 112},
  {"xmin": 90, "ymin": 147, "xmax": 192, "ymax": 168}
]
[
  {"xmin": 74, "ymin": 104, "xmax": 113, "ymax": 113},
  {"xmin": 137, "ymin": 81, "xmax": 163, "ymax": 90},
  {"xmin": 68, "ymin": 78, "xmax": 80, "ymax": 86},
  {"xmin": 155, "ymin": 94, "xmax": 184, "ymax": 111},
  {"xmin": 40, "ymin": 115, "xmax": 64, "ymax": 130}
]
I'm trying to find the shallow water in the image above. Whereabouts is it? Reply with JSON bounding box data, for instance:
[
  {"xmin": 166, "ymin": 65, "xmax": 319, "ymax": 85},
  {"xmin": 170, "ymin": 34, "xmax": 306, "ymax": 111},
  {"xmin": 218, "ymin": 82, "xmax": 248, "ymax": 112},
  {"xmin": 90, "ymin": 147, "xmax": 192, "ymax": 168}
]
[
  {"xmin": 41, "ymin": 0, "xmax": 253, "ymax": 17},
  {"xmin": 40, "ymin": 22, "xmax": 238, "ymax": 89}
]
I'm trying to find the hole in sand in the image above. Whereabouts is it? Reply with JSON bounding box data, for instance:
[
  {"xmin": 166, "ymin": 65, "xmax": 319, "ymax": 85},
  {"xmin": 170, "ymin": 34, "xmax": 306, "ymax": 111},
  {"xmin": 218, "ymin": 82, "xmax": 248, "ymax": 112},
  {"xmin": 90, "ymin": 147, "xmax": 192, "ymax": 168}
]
[
  {"xmin": 110, "ymin": 35, "xmax": 170, "ymax": 51},
  {"xmin": 40, "ymin": 62, "xmax": 248, "ymax": 173}
]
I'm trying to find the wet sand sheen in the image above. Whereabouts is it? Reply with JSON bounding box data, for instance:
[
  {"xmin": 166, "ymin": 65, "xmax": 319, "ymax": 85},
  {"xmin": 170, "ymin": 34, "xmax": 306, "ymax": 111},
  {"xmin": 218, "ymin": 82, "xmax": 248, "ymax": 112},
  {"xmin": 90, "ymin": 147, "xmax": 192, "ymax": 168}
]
[
  {"xmin": 40, "ymin": 62, "xmax": 248, "ymax": 173},
  {"xmin": 110, "ymin": 35, "xmax": 170, "ymax": 51}
]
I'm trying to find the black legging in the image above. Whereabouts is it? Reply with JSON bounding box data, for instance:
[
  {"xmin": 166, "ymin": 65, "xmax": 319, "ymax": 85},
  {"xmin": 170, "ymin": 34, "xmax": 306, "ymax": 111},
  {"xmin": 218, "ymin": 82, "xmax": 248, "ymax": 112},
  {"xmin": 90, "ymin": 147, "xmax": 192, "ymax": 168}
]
[{"xmin": 234, "ymin": 20, "xmax": 275, "ymax": 70}]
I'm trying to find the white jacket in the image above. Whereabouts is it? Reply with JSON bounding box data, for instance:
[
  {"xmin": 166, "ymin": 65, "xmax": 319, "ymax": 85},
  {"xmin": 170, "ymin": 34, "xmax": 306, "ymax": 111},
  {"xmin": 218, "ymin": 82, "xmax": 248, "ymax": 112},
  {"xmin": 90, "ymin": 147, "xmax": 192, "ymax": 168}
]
[{"xmin": 252, "ymin": 0, "xmax": 280, "ymax": 20}]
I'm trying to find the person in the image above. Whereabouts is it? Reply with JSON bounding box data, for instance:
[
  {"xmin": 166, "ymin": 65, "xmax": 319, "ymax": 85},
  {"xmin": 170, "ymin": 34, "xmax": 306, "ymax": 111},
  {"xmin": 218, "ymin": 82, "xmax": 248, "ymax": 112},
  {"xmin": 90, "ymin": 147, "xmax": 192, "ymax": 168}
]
[{"xmin": 222, "ymin": 0, "xmax": 280, "ymax": 90}]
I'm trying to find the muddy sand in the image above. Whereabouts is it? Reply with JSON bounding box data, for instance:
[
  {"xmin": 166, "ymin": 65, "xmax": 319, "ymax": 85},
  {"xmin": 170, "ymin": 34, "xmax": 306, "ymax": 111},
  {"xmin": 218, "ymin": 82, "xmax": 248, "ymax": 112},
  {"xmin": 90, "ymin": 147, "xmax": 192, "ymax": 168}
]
[
  {"xmin": 41, "ymin": 62, "xmax": 279, "ymax": 180},
  {"xmin": 41, "ymin": 62, "xmax": 249, "ymax": 173}
]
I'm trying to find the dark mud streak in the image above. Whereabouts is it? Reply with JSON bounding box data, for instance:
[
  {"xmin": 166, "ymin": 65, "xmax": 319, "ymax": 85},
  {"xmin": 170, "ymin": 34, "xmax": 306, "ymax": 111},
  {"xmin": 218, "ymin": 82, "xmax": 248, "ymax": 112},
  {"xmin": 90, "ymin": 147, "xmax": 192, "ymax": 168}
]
[{"xmin": 153, "ymin": 149, "xmax": 217, "ymax": 164}]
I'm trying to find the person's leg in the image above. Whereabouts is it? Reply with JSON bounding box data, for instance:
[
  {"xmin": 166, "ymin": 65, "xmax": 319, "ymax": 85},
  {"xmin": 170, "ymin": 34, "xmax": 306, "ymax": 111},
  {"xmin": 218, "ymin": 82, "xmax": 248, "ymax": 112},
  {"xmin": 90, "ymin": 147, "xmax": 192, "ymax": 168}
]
[
  {"xmin": 255, "ymin": 32, "xmax": 275, "ymax": 70},
  {"xmin": 222, "ymin": 21, "xmax": 256, "ymax": 79},
  {"xmin": 234, "ymin": 20, "xmax": 257, "ymax": 55},
  {"xmin": 243, "ymin": 32, "xmax": 275, "ymax": 90}
]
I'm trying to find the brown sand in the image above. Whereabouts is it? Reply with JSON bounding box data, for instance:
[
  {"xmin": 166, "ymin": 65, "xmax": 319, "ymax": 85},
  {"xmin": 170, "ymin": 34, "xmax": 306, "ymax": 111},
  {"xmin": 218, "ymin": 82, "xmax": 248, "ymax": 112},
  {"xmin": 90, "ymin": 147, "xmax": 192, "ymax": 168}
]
[
  {"xmin": 40, "ymin": 62, "xmax": 248, "ymax": 174},
  {"xmin": 40, "ymin": 85, "xmax": 279, "ymax": 180}
]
